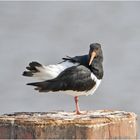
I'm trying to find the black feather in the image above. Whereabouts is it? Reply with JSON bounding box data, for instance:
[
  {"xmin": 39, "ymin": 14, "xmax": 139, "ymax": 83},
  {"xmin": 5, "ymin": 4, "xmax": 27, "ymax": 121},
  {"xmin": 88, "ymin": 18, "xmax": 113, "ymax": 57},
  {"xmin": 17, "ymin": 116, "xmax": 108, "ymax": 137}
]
[
  {"xmin": 22, "ymin": 61, "xmax": 42, "ymax": 77},
  {"xmin": 27, "ymin": 82, "xmax": 48, "ymax": 92},
  {"xmin": 63, "ymin": 55, "xmax": 89, "ymax": 67},
  {"xmin": 22, "ymin": 71, "xmax": 33, "ymax": 77},
  {"xmin": 27, "ymin": 65, "xmax": 96, "ymax": 92},
  {"xmin": 29, "ymin": 61, "xmax": 42, "ymax": 68}
]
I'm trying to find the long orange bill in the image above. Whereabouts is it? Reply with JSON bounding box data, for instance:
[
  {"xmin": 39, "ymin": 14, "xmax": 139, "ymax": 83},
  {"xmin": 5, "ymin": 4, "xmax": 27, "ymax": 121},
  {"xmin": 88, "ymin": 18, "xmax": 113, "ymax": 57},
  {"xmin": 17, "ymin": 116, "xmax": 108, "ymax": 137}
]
[{"xmin": 89, "ymin": 51, "xmax": 96, "ymax": 65}]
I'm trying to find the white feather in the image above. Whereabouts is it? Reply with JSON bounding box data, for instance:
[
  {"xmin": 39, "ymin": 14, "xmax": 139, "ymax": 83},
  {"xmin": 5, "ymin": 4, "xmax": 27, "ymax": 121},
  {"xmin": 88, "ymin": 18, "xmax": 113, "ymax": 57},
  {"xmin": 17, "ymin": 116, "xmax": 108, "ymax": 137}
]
[
  {"xmin": 33, "ymin": 61, "xmax": 79, "ymax": 80},
  {"xmin": 32, "ymin": 61, "xmax": 101, "ymax": 96}
]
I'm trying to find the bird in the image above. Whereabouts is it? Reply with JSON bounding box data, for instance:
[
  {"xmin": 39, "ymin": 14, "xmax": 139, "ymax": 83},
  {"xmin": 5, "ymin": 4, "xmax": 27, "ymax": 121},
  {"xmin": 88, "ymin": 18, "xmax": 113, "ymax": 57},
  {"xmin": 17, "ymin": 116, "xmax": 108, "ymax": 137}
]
[{"xmin": 22, "ymin": 43, "xmax": 104, "ymax": 114}]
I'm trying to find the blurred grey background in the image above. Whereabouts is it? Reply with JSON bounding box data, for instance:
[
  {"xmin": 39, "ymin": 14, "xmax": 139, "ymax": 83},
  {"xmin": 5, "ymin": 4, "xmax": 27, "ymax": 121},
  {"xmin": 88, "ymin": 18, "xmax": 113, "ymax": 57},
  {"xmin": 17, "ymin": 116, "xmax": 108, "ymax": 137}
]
[{"xmin": 0, "ymin": 1, "xmax": 140, "ymax": 119}]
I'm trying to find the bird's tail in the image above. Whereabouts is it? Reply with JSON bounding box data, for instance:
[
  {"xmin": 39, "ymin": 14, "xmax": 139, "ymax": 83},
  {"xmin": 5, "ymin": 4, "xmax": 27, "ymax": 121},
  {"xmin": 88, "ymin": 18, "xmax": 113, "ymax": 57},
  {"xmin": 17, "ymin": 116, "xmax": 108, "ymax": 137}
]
[
  {"xmin": 27, "ymin": 81, "xmax": 48, "ymax": 92},
  {"xmin": 27, "ymin": 79, "xmax": 62, "ymax": 92}
]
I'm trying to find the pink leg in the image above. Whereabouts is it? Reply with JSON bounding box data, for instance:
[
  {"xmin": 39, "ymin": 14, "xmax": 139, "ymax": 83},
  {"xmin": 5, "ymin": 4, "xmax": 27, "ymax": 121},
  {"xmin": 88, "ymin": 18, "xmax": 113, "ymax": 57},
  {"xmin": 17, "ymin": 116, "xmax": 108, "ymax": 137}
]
[{"xmin": 74, "ymin": 96, "xmax": 81, "ymax": 115}]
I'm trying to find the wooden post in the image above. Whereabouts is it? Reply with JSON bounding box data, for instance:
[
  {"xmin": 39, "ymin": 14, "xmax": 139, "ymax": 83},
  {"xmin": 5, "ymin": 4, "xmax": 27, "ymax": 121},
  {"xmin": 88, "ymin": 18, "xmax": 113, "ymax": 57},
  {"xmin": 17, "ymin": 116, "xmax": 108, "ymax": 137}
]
[{"xmin": 0, "ymin": 110, "xmax": 137, "ymax": 139}]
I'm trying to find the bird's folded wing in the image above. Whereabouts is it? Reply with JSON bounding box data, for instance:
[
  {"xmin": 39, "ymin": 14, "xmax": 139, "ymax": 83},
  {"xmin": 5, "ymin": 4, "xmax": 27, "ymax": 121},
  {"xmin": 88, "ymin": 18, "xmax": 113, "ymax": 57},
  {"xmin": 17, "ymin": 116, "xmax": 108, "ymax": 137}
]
[{"xmin": 27, "ymin": 65, "xmax": 96, "ymax": 92}]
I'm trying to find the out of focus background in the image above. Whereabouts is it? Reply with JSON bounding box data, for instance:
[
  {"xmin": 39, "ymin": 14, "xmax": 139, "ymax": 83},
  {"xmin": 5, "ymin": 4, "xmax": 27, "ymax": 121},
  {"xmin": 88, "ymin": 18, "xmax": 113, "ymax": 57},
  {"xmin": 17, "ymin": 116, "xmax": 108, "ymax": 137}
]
[{"xmin": 0, "ymin": 1, "xmax": 140, "ymax": 120}]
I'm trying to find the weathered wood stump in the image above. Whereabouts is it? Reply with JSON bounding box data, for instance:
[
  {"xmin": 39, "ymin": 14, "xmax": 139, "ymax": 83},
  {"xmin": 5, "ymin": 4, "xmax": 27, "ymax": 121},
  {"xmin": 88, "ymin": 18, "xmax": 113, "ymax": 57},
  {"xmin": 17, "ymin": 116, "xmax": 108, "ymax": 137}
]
[{"xmin": 0, "ymin": 110, "xmax": 137, "ymax": 139}]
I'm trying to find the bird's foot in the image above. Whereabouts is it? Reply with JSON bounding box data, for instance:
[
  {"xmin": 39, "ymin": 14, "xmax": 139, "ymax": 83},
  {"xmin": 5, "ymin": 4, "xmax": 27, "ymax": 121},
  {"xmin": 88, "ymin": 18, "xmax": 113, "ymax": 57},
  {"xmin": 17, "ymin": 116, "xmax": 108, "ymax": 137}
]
[
  {"xmin": 75, "ymin": 110, "xmax": 88, "ymax": 115},
  {"xmin": 76, "ymin": 111, "xmax": 82, "ymax": 115}
]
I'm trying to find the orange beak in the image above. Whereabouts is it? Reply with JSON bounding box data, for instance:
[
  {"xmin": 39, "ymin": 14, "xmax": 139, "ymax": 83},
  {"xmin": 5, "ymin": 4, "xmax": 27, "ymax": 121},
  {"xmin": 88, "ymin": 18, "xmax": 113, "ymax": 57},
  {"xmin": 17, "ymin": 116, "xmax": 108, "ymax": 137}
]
[{"xmin": 89, "ymin": 51, "xmax": 96, "ymax": 65}]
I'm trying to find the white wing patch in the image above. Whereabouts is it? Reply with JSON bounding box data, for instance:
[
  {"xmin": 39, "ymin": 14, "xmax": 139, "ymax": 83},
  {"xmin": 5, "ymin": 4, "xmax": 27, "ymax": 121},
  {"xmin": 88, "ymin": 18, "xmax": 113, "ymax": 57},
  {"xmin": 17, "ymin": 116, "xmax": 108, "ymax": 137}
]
[{"xmin": 33, "ymin": 61, "xmax": 79, "ymax": 80}]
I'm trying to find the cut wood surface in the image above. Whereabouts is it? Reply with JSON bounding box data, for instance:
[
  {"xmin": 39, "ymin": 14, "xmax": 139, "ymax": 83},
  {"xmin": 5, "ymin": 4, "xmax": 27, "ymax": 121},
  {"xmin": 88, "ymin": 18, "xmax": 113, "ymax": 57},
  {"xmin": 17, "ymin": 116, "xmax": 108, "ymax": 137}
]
[{"xmin": 0, "ymin": 110, "xmax": 137, "ymax": 139}]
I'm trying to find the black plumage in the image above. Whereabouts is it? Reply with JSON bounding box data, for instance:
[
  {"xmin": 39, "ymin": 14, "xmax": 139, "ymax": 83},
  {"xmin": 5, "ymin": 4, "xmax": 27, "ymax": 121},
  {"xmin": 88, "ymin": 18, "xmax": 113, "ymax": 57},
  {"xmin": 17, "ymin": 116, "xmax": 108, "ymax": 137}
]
[
  {"xmin": 62, "ymin": 53, "xmax": 103, "ymax": 80},
  {"xmin": 23, "ymin": 43, "xmax": 104, "ymax": 114},
  {"xmin": 27, "ymin": 65, "xmax": 96, "ymax": 92},
  {"xmin": 23, "ymin": 62, "xmax": 42, "ymax": 77}
]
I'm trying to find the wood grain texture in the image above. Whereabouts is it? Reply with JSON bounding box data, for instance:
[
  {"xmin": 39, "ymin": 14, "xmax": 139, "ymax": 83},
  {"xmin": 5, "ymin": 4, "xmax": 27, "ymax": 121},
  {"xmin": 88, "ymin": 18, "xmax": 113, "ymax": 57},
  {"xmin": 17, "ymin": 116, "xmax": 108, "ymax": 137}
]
[{"xmin": 0, "ymin": 110, "xmax": 137, "ymax": 139}]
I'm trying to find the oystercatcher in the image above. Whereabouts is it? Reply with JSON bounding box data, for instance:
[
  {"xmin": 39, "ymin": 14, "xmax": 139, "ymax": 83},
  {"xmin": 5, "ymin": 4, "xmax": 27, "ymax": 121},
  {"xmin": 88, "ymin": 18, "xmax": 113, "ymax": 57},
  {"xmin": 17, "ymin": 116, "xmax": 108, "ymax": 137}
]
[{"xmin": 22, "ymin": 43, "xmax": 103, "ymax": 114}]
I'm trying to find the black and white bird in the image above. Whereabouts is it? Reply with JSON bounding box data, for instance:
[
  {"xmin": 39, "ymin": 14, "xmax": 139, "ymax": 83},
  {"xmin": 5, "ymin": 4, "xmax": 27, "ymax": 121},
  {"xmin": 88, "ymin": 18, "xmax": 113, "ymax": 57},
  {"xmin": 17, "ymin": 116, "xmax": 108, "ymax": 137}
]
[{"xmin": 22, "ymin": 43, "xmax": 103, "ymax": 114}]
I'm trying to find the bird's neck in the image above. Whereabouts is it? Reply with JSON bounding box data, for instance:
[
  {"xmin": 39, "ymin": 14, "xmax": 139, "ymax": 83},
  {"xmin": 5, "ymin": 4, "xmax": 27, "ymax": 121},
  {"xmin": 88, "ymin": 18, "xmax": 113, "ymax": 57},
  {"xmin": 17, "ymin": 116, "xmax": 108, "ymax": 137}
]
[{"xmin": 89, "ymin": 57, "xmax": 103, "ymax": 80}]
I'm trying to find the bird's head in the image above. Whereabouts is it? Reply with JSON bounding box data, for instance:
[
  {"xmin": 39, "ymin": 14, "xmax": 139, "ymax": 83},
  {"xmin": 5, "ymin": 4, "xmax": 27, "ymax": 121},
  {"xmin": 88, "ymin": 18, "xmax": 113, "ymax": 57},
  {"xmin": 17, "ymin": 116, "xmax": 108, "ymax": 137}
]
[{"xmin": 88, "ymin": 43, "xmax": 103, "ymax": 66}]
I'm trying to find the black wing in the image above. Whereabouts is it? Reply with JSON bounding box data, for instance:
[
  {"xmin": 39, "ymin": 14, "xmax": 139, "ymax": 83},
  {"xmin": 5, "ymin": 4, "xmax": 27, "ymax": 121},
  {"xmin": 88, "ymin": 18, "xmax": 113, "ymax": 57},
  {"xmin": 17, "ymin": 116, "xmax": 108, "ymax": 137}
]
[
  {"xmin": 27, "ymin": 65, "xmax": 96, "ymax": 92},
  {"xmin": 62, "ymin": 55, "xmax": 89, "ymax": 67}
]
